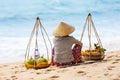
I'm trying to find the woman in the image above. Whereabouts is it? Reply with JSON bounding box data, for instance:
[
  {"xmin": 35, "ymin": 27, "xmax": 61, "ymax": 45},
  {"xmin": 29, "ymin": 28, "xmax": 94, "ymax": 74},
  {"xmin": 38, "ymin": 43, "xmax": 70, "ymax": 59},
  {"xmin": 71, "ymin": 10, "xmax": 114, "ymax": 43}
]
[{"xmin": 51, "ymin": 22, "xmax": 82, "ymax": 66}]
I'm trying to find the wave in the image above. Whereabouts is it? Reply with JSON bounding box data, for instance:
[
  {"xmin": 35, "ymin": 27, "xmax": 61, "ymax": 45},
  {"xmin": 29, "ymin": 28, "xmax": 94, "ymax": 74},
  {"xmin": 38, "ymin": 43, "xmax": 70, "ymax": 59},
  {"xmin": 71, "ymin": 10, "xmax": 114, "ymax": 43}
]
[{"xmin": 0, "ymin": 0, "xmax": 119, "ymax": 22}]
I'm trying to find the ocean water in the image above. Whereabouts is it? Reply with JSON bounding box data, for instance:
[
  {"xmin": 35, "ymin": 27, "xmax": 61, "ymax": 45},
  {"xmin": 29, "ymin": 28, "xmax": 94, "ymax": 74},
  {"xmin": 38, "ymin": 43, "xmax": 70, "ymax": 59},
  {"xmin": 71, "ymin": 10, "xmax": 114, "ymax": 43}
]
[{"xmin": 0, "ymin": 0, "xmax": 120, "ymax": 63}]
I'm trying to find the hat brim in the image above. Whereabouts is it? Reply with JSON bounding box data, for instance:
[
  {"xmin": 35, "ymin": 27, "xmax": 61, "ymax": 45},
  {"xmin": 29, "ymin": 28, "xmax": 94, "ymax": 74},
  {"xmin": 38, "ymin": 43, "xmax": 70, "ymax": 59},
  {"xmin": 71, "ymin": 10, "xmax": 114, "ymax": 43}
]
[{"xmin": 53, "ymin": 22, "xmax": 75, "ymax": 37}]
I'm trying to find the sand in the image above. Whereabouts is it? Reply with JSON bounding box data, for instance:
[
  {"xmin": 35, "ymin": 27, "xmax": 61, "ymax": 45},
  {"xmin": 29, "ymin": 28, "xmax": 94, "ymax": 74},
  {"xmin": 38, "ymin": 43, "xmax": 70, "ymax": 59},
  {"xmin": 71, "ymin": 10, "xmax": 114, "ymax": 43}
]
[{"xmin": 0, "ymin": 51, "xmax": 120, "ymax": 80}]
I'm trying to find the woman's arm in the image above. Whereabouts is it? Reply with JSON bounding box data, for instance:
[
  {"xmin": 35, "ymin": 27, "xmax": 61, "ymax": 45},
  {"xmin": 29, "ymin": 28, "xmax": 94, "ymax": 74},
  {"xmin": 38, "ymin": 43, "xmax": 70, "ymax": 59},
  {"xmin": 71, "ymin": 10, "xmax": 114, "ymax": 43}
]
[{"xmin": 71, "ymin": 36, "xmax": 83, "ymax": 46}]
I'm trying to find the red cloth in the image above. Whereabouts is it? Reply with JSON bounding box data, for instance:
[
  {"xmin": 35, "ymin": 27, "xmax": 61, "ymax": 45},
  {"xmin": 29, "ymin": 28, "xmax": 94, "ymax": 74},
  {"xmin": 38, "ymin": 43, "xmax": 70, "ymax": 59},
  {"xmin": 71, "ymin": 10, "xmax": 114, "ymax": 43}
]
[
  {"xmin": 72, "ymin": 44, "xmax": 82, "ymax": 63},
  {"xmin": 51, "ymin": 48, "xmax": 55, "ymax": 66}
]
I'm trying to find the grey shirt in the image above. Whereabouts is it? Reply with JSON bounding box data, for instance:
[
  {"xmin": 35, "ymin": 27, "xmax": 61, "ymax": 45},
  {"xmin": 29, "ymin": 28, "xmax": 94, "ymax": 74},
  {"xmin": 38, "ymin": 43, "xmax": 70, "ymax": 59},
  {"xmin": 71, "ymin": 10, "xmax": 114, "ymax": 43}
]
[{"xmin": 53, "ymin": 36, "xmax": 82, "ymax": 63}]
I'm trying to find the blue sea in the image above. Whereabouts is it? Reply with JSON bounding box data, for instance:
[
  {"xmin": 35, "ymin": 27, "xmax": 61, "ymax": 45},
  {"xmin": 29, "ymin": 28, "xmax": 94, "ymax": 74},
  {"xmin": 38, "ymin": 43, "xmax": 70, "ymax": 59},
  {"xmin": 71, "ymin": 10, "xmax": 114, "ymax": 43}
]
[{"xmin": 0, "ymin": 0, "xmax": 120, "ymax": 63}]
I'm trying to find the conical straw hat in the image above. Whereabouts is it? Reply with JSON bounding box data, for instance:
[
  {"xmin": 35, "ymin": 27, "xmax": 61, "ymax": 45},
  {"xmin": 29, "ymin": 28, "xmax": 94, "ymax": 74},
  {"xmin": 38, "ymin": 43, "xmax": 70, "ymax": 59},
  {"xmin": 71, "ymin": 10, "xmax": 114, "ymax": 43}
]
[{"xmin": 53, "ymin": 22, "xmax": 75, "ymax": 37}]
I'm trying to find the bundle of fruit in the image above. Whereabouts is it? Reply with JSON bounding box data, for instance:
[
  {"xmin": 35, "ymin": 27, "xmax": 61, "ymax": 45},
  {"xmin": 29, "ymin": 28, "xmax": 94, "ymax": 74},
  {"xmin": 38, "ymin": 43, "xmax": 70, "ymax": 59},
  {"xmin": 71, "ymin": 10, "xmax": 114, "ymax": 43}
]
[
  {"xmin": 25, "ymin": 56, "xmax": 50, "ymax": 69},
  {"xmin": 36, "ymin": 56, "xmax": 51, "ymax": 69},
  {"xmin": 82, "ymin": 43, "xmax": 106, "ymax": 60}
]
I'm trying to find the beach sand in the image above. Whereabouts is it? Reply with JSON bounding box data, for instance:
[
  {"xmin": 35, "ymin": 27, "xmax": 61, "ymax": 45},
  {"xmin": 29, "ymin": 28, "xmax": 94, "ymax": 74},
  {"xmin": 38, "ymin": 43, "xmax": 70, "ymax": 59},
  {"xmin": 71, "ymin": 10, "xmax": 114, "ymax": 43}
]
[{"xmin": 0, "ymin": 51, "xmax": 120, "ymax": 80}]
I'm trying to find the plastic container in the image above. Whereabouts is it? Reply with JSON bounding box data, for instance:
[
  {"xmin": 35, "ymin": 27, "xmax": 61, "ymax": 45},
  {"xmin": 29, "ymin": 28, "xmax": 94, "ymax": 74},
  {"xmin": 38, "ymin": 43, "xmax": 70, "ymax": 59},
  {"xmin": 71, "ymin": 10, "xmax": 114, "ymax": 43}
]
[{"xmin": 35, "ymin": 49, "xmax": 40, "ymax": 60}]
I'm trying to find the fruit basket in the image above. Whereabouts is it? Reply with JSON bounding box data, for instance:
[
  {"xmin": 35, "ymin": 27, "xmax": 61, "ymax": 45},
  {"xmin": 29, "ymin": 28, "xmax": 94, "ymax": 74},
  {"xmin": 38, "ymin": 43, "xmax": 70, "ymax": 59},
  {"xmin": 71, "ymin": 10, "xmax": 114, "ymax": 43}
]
[
  {"xmin": 25, "ymin": 57, "xmax": 51, "ymax": 69},
  {"xmin": 82, "ymin": 43, "xmax": 106, "ymax": 60},
  {"xmin": 24, "ymin": 17, "xmax": 52, "ymax": 69},
  {"xmin": 80, "ymin": 13, "xmax": 106, "ymax": 61}
]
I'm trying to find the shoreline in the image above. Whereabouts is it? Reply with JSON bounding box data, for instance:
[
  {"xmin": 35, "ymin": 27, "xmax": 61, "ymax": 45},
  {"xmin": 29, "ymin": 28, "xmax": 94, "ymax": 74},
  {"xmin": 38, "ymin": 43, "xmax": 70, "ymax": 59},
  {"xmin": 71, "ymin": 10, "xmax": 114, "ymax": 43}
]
[{"xmin": 0, "ymin": 51, "xmax": 120, "ymax": 80}]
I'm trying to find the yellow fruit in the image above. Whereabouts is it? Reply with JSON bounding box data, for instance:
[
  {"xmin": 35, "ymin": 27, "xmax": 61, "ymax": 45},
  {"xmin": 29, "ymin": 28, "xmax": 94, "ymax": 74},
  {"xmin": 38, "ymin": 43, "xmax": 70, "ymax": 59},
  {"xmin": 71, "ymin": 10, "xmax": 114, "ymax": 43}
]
[
  {"xmin": 82, "ymin": 51, "xmax": 89, "ymax": 56},
  {"xmin": 38, "ymin": 56, "xmax": 48, "ymax": 63},
  {"xmin": 25, "ymin": 62, "xmax": 35, "ymax": 69},
  {"xmin": 36, "ymin": 61, "xmax": 49, "ymax": 68},
  {"xmin": 26, "ymin": 57, "xmax": 36, "ymax": 65}
]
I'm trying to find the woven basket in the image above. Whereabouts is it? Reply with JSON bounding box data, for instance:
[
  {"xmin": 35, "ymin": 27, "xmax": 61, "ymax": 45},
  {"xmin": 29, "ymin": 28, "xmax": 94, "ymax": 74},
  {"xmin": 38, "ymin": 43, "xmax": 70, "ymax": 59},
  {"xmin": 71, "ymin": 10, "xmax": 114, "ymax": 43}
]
[
  {"xmin": 25, "ymin": 60, "xmax": 51, "ymax": 69},
  {"xmin": 82, "ymin": 52, "xmax": 104, "ymax": 61}
]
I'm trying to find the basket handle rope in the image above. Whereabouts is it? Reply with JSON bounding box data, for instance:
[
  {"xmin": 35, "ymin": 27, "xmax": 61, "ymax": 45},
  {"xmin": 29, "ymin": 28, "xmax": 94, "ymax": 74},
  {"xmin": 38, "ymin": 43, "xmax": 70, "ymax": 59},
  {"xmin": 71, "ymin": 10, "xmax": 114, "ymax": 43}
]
[
  {"xmin": 80, "ymin": 13, "xmax": 103, "ymax": 50},
  {"xmin": 25, "ymin": 20, "xmax": 37, "ymax": 62},
  {"xmin": 25, "ymin": 17, "xmax": 52, "ymax": 63},
  {"xmin": 38, "ymin": 18, "xmax": 52, "ymax": 60}
]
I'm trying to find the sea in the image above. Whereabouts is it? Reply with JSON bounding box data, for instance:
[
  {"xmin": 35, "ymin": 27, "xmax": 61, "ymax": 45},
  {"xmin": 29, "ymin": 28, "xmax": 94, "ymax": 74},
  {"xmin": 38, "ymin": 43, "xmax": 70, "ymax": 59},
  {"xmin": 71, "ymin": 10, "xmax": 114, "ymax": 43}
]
[{"xmin": 0, "ymin": 0, "xmax": 120, "ymax": 63}]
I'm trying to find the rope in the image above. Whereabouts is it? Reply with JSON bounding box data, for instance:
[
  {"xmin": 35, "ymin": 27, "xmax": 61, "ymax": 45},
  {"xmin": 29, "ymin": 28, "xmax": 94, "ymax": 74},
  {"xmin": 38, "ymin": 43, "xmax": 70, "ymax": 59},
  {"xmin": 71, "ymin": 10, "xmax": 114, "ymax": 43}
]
[
  {"xmin": 25, "ymin": 19, "xmax": 37, "ymax": 62},
  {"xmin": 39, "ymin": 19, "xmax": 52, "ymax": 60},
  {"xmin": 39, "ymin": 21, "xmax": 52, "ymax": 50},
  {"xmin": 34, "ymin": 20, "xmax": 39, "ymax": 61},
  {"xmin": 80, "ymin": 15, "xmax": 88, "ymax": 42},
  {"xmin": 25, "ymin": 17, "xmax": 52, "ymax": 62},
  {"xmin": 90, "ymin": 16, "xmax": 103, "ymax": 47},
  {"xmin": 80, "ymin": 13, "xmax": 103, "ymax": 51},
  {"xmin": 38, "ymin": 19, "xmax": 49, "ymax": 60},
  {"xmin": 88, "ymin": 15, "xmax": 92, "ymax": 50}
]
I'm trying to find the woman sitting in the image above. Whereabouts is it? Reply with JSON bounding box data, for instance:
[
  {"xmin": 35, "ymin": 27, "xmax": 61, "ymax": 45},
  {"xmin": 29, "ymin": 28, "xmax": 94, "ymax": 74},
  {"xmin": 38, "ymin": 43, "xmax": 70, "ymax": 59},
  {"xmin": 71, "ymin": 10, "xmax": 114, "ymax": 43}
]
[{"xmin": 51, "ymin": 22, "xmax": 82, "ymax": 66}]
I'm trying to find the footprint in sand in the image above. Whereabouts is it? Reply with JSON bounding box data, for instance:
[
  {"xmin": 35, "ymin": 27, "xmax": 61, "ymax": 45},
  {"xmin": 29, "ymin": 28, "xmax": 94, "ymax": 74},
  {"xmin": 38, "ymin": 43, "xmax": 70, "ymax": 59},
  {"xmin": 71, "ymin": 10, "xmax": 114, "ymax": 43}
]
[
  {"xmin": 11, "ymin": 67, "xmax": 14, "ymax": 69},
  {"xmin": 109, "ymin": 66, "xmax": 116, "ymax": 68},
  {"xmin": 57, "ymin": 69, "xmax": 68, "ymax": 73},
  {"xmin": 107, "ymin": 56, "xmax": 113, "ymax": 59},
  {"xmin": 42, "ymin": 71, "xmax": 49, "ymax": 74},
  {"xmin": 0, "ymin": 66, "xmax": 3, "ymax": 68},
  {"xmin": 11, "ymin": 76, "xmax": 16, "ymax": 78},
  {"xmin": 14, "ymin": 71, "xmax": 19, "ymax": 74},
  {"xmin": 36, "ymin": 72, "xmax": 41, "ymax": 74},
  {"xmin": 20, "ymin": 70, "xmax": 26, "ymax": 73},
  {"xmin": 119, "ymin": 75, "xmax": 120, "ymax": 78},
  {"xmin": 43, "ymin": 69, "xmax": 54, "ymax": 74},
  {"xmin": 14, "ymin": 66, "xmax": 18, "ymax": 68},
  {"xmin": 107, "ymin": 67, "xmax": 112, "ymax": 70},
  {"xmin": 46, "ymin": 68, "xmax": 56, "ymax": 71},
  {"xmin": 77, "ymin": 71, "xmax": 86, "ymax": 76},
  {"xmin": 107, "ymin": 66, "xmax": 116, "ymax": 70},
  {"xmin": 15, "ymin": 70, "xmax": 25, "ymax": 74},
  {"xmin": 50, "ymin": 75, "xmax": 59, "ymax": 78},
  {"xmin": 112, "ymin": 61, "xmax": 119, "ymax": 64},
  {"xmin": 11, "ymin": 75, "xmax": 18, "ymax": 80},
  {"xmin": 29, "ymin": 78, "xmax": 34, "ymax": 80},
  {"xmin": 104, "ymin": 73, "xmax": 109, "ymax": 76},
  {"xmin": 77, "ymin": 71, "xmax": 85, "ymax": 73},
  {"xmin": 111, "ymin": 75, "xmax": 120, "ymax": 80},
  {"xmin": 3, "ymin": 65, "xmax": 8, "ymax": 67},
  {"xmin": 46, "ymin": 69, "xmax": 52, "ymax": 71},
  {"xmin": 115, "ymin": 59, "xmax": 120, "ymax": 61},
  {"xmin": 104, "ymin": 73, "xmax": 113, "ymax": 77}
]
